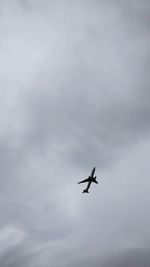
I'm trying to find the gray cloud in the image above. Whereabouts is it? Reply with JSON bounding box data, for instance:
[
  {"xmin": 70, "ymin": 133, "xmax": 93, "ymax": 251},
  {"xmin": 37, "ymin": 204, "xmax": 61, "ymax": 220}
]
[
  {"xmin": 22, "ymin": 1, "xmax": 150, "ymax": 168},
  {"xmin": 0, "ymin": 0, "xmax": 150, "ymax": 266}
]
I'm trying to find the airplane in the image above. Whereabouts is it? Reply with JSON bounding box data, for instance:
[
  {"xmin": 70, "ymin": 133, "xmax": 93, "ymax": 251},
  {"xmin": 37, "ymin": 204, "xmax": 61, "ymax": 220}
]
[{"xmin": 77, "ymin": 167, "xmax": 98, "ymax": 193}]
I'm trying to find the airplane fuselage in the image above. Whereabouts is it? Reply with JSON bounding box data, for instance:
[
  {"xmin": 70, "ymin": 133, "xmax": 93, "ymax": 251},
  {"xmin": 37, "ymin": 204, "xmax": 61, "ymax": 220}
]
[{"xmin": 77, "ymin": 167, "xmax": 98, "ymax": 193}]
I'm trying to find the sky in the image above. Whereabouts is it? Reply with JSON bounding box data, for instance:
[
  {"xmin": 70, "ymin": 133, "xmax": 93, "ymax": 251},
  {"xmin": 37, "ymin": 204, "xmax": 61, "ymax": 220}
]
[{"xmin": 0, "ymin": 0, "xmax": 150, "ymax": 266}]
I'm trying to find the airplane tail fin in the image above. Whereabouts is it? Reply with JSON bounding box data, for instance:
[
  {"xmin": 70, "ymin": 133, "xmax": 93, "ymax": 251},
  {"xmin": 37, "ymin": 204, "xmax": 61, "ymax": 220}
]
[{"xmin": 82, "ymin": 189, "xmax": 89, "ymax": 193}]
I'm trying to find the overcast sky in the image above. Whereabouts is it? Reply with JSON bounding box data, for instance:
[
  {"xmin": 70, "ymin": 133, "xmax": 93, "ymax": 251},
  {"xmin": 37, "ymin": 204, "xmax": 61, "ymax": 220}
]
[{"xmin": 0, "ymin": 0, "xmax": 150, "ymax": 266}]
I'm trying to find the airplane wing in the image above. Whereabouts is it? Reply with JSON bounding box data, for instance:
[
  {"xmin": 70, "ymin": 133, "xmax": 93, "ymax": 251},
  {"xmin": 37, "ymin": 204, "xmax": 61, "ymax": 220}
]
[{"xmin": 78, "ymin": 178, "xmax": 90, "ymax": 184}]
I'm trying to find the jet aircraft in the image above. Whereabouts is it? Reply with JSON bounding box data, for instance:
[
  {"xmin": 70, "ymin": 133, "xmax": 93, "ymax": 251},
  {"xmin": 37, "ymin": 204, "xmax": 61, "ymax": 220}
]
[{"xmin": 77, "ymin": 167, "xmax": 98, "ymax": 193}]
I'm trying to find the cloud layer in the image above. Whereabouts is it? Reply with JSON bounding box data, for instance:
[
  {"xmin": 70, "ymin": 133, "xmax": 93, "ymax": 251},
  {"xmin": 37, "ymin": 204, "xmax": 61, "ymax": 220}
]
[{"xmin": 0, "ymin": 0, "xmax": 150, "ymax": 266}]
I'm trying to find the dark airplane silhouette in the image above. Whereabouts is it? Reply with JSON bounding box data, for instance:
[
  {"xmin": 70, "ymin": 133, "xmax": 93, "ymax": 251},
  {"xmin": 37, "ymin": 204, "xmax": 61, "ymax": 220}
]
[{"xmin": 78, "ymin": 167, "xmax": 98, "ymax": 193}]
